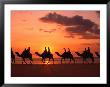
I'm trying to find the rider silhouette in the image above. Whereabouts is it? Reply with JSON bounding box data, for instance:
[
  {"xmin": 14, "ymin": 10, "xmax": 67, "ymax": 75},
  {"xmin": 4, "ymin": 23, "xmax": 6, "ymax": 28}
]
[
  {"xmin": 63, "ymin": 48, "xmax": 67, "ymax": 57},
  {"xmin": 63, "ymin": 48, "xmax": 66, "ymax": 52},
  {"xmin": 83, "ymin": 48, "xmax": 88, "ymax": 58},
  {"xmin": 43, "ymin": 47, "xmax": 47, "ymax": 53},
  {"xmin": 87, "ymin": 47, "xmax": 90, "ymax": 53},
  {"xmin": 47, "ymin": 47, "xmax": 51, "ymax": 54},
  {"xmin": 67, "ymin": 48, "xmax": 71, "ymax": 54},
  {"xmin": 27, "ymin": 47, "xmax": 30, "ymax": 54},
  {"xmin": 86, "ymin": 47, "xmax": 91, "ymax": 57}
]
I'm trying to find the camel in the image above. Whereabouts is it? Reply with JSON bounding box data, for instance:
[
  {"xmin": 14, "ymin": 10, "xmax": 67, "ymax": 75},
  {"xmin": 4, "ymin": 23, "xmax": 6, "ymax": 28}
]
[
  {"xmin": 75, "ymin": 51, "xmax": 94, "ymax": 64},
  {"xmin": 95, "ymin": 52, "xmax": 100, "ymax": 58},
  {"xmin": 15, "ymin": 50, "xmax": 33, "ymax": 64},
  {"xmin": 11, "ymin": 48, "xmax": 15, "ymax": 64},
  {"xmin": 35, "ymin": 52, "xmax": 54, "ymax": 63},
  {"xmin": 55, "ymin": 52, "xmax": 75, "ymax": 64}
]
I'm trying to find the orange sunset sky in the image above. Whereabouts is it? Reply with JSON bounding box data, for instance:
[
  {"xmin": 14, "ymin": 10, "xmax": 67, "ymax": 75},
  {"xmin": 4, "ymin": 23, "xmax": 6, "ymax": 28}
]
[{"xmin": 11, "ymin": 10, "xmax": 100, "ymax": 58}]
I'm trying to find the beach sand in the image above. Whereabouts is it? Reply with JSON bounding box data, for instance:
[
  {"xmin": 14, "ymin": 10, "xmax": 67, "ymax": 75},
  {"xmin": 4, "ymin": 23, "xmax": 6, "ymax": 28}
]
[{"xmin": 11, "ymin": 64, "xmax": 100, "ymax": 77}]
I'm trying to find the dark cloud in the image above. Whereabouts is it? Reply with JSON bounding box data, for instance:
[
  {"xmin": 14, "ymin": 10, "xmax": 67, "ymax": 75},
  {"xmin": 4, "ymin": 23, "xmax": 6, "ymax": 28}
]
[
  {"xmin": 64, "ymin": 35, "xmax": 74, "ymax": 38},
  {"xmin": 66, "ymin": 24, "xmax": 100, "ymax": 35},
  {"xmin": 81, "ymin": 42, "xmax": 100, "ymax": 45},
  {"xmin": 40, "ymin": 12, "xmax": 100, "ymax": 39},
  {"xmin": 81, "ymin": 43, "xmax": 92, "ymax": 45},
  {"xmin": 39, "ymin": 29, "xmax": 56, "ymax": 33},
  {"xmin": 40, "ymin": 12, "xmax": 99, "ymax": 27},
  {"xmin": 79, "ymin": 33, "xmax": 100, "ymax": 39}
]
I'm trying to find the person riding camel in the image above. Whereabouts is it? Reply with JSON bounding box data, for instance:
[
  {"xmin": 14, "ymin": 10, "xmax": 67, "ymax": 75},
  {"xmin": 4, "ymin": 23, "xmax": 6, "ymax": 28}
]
[
  {"xmin": 83, "ymin": 48, "xmax": 88, "ymax": 58},
  {"xmin": 67, "ymin": 48, "xmax": 71, "ymax": 54},
  {"xmin": 47, "ymin": 47, "xmax": 51, "ymax": 55},
  {"xmin": 86, "ymin": 47, "xmax": 91, "ymax": 57},
  {"xmin": 43, "ymin": 47, "xmax": 47, "ymax": 53},
  {"xmin": 63, "ymin": 48, "xmax": 66, "ymax": 53},
  {"xmin": 63, "ymin": 48, "xmax": 68, "ymax": 57}
]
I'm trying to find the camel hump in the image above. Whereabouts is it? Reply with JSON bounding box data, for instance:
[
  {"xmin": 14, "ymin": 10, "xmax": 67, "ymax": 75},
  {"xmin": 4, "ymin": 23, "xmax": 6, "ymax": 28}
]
[{"xmin": 55, "ymin": 52, "xmax": 58, "ymax": 53}]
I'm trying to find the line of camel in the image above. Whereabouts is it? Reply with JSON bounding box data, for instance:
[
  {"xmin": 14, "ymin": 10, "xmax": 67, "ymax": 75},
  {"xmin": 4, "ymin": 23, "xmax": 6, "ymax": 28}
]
[{"xmin": 11, "ymin": 47, "xmax": 100, "ymax": 64}]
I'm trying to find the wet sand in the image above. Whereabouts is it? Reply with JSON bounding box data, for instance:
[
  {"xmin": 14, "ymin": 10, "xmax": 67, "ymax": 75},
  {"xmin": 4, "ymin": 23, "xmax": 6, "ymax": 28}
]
[{"xmin": 11, "ymin": 64, "xmax": 100, "ymax": 77}]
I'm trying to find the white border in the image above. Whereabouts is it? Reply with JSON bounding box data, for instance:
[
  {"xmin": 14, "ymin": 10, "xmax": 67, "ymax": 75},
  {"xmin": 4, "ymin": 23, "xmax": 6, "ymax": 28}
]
[{"xmin": 4, "ymin": 4, "xmax": 107, "ymax": 84}]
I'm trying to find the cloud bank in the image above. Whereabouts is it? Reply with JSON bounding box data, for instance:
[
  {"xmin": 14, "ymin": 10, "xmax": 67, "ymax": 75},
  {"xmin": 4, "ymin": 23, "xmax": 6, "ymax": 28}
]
[{"xmin": 40, "ymin": 12, "xmax": 100, "ymax": 39}]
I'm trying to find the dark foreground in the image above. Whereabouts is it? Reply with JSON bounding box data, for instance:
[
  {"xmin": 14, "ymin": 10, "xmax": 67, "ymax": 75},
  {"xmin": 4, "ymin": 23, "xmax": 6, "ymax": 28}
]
[{"xmin": 11, "ymin": 64, "xmax": 100, "ymax": 77}]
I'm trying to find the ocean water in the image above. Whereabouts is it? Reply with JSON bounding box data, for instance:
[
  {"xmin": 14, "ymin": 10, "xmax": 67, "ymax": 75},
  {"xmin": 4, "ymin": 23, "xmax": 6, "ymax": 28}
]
[{"xmin": 12, "ymin": 57, "xmax": 100, "ymax": 64}]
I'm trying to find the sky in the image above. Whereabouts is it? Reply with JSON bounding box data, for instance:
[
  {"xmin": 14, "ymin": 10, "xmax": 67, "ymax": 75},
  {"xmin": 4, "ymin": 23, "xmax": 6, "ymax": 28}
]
[{"xmin": 11, "ymin": 10, "xmax": 100, "ymax": 58}]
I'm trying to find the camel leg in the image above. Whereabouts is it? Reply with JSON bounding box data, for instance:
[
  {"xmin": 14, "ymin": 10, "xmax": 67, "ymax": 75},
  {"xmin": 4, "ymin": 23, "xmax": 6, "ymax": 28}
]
[
  {"xmin": 11, "ymin": 59, "xmax": 13, "ymax": 64},
  {"xmin": 52, "ymin": 58, "xmax": 54, "ymax": 64},
  {"xmin": 22, "ymin": 58, "xmax": 24, "ymax": 64},
  {"xmin": 30, "ymin": 60, "xmax": 32, "ymax": 64},
  {"xmin": 11, "ymin": 58, "xmax": 14, "ymax": 64},
  {"xmin": 30, "ymin": 61, "xmax": 31, "ymax": 64},
  {"xmin": 61, "ymin": 58, "xmax": 62, "ymax": 64},
  {"xmin": 14, "ymin": 58, "xmax": 15, "ymax": 64},
  {"xmin": 23, "ymin": 58, "xmax": 27, "ymax": 64},
  {"xmin": 64, "ymin": 58, "xmax": 65, "ymax": 61},
  {"xmin": 91, "ymin": 57, "xmax": 94, "ymax": 64},
  {"xmin": 70, "ymin": 58, "xmax": 71, "ymax": 62},
  {"xmin": 28, "ymin": 58, "xmax": 32, "ymax": 64},
  {"xmin": 69, "ymin": 58, "xmax": 71, "ymax": 64},
  {"xmin": 44, "ymin": 59, "xmax": 45, "ymax": 63},
  {"xmin": 73, "ymin": 58, "xmax": 75, "ymax": 64},
  {"xmin": 83, "ymin": 58, "xmax": 85, "ymax": 64},
  {"xmin": 42, "ymin": 58, "xmax": 43, "ymax": 63},
  {"xmin": 86, "ymin": 60, "xmax": 89, "ymax": 64}
]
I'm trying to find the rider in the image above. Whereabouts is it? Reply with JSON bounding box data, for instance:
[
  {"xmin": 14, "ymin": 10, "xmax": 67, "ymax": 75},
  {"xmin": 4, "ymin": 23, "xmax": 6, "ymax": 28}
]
[
  {"xmin": 47, "ymin": 47, "xmax": 51, "ymax": 54},
  {"xmin": 43, "ymin": 47, "xmax": 47, "ymax": 53},
  {"xmin": 63, "ymin": 48, "xmax": 67, "ymax": 57},
  {"xmin": 43, "ymin": 47, "xmax": 48, "ymax": 57},
  {"xmin": 25, "ymin": 47, "xmax": 31, "ymax": 57},
  {"xmin": 27, "ymin": 47, "xmax": 30, "ymax": 53},
  {"xmin": 63, "ymin": 48, "xmax": 66, "ymax": 53},
  {"xmin": 83, "ymin": 48, "xmax": 88, "ymax": 58},
  {"xmin": 67, "ymin": 48, "xmax": 71, "ymax": 55},
  {"xmin": 87, "ymin": 47, "xmax": 91, "ymax": 57},
  {"xmin": 87, "ymin": 47, "xmax": 90, "ymax": 53}
]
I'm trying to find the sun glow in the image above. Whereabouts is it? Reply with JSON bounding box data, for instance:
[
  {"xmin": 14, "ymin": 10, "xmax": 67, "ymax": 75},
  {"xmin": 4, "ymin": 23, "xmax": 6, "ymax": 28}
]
[
  {"xmin": 40, "ymin": 44, "xmax": 55, "ymax": 53},
  {"xmin": 44, "ymin": 61, "xmax": 50, "ymax": 64}
]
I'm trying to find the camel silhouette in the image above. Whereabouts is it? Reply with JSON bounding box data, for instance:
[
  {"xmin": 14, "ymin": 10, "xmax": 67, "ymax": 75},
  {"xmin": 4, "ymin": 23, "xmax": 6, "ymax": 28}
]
[
  {"xmin": 35, "ymin": 52, "xmax": 54, "ymax": 64},
  {"xmin": 55, "ymin": 48, "xmax": 75, "ymax": 64},
  {"xmin": 95, "ymin": 52, "xmax": 100, "ymax": 58},
  {"xmin": 11, "ymin": 48, "xmax": 15, "ymax": 64},
  {"xmin": 15, "ymin": 48, "xmax": 33, "ymax": 64},
  {"xmin": 75, "ymin": 51, "xmax": 94, "ymax": 64}
]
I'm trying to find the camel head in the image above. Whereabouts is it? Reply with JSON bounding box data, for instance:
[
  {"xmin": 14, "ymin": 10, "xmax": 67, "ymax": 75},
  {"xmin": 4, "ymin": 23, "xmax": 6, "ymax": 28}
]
[
  {"xmin": 35, "ymin": 52, "xmax": 38, "ymax": 54},
  {"xmin": 35, "ymin": 52, "xmax": 42, "ymax": 57},
  {"xmin": 95, "ymin": 52, "xmax": 100, "ymax": 58},
  {"xmin": 75, "ymin": 52, "xmax": 82, "ymax": 56},
  {"xmin": 55, "ymin": 52, "xmax": 58, "ymax": 54},
  {"xmin": 55, "ymin": 52, "xmax": 62, "ymax": 57},
  {"xmin": 15, "ymin": 52, "xmax": 21, "ymax": 57}
]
